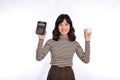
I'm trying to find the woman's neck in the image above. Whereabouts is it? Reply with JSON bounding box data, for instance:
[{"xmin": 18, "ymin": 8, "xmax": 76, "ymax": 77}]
[{"xmin": 60, "ymin": 35, "xmax": 68, "ymax": 40}]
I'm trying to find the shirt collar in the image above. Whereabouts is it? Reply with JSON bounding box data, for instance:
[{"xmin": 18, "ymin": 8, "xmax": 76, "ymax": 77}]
[{"xmin": 59, "ymin": 35, "xmax": 69, "ymax": 40}]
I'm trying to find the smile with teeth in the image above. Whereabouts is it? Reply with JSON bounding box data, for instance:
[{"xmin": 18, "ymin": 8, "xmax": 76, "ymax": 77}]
[{"xmin": 61, "ymin": 29, "xmax": 67, "ymax": 33}]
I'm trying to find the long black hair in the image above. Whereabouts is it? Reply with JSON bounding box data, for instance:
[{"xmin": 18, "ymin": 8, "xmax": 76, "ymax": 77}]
[{"xmin": 52, "ymin": 14, "xmax": 76, "ymax": 41}]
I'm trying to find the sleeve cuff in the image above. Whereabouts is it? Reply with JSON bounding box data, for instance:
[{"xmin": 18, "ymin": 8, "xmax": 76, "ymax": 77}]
[{"xmin": 38, "ymin": 39, "xmax": 44, "ymax": 48}]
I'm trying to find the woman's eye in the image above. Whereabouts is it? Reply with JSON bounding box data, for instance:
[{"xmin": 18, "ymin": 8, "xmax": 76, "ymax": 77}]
[
  {"xmin": 65, "ymin": 23, "xmax": 69, "ymax": 26},
  {"xmin": 59, "ymin": 24, "xmax": 62, "ymax": 26}
]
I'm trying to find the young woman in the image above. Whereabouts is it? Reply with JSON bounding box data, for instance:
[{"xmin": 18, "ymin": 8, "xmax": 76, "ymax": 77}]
[{"xmin": 36, "ymin": 14, "xmax": 92, "ymax": 80}]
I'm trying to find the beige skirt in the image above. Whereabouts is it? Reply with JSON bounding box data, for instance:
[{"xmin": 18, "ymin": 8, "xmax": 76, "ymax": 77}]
[{"xmin": 47, "ymin": 65, "xmax": 75, "ymax": 80}]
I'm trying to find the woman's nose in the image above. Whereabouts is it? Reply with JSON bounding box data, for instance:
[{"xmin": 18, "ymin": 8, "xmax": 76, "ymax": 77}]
[{"xmin": 62, "ymin": 25, "xmax": 65, "ymax": 29}]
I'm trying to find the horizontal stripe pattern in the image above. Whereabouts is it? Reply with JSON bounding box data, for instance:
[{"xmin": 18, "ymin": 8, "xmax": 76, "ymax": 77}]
[{"xmin": 36, "ymin": 36, "xmax": 90, "ymax": 66}]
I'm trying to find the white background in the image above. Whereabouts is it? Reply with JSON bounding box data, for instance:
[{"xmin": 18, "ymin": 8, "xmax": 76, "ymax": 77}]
[{"xmin": 0, "ymin": 0, "xmax": 120, "ymax": 80}]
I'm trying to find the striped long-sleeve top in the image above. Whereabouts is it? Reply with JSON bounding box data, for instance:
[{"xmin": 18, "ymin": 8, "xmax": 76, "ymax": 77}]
[{"xmin": 36, "ymin": 35, "xmax": 90, "ymax": 67}]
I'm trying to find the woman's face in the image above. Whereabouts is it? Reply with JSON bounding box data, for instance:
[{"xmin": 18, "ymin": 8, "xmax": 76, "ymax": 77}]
[{"xmin": 58, "ymin": 19, "xmax": 70, "ymax": 36}]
